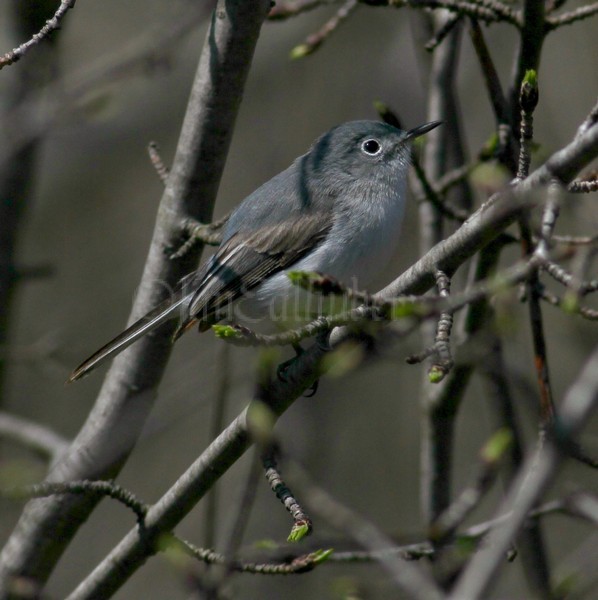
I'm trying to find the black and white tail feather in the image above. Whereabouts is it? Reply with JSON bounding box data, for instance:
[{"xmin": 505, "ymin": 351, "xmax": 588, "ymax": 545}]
[{"xmin": 67, "ymin": 291, "xmax": 192, "ymax": 382}]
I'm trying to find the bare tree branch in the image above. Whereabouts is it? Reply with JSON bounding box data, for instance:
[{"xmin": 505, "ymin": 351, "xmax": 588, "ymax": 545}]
[
  {"xmin": 546, "ymin": 1, "xmax": 598, "ymax": 30},
  {"xmin": 1, "ymin": 3, "xmax": 597, "ymax": 595},
  {"xmin": 0, "ymin": 0, "xmax": 77, "ymax": 70},
  {"xmin": 0, "ymin": 0, "xmax": 272, "ymax": 592},
  {"xmin": 289, "ymin": 0, "xmax": 358, "ymax": 58},
  {"xmin": 450, "ymin": 344, "xmax": 598, "ymax": 599},
  {"xmin": 0, "ymin": 411, "xmax": 69, "ymax": 462},
  {"xmin": 65, "ymin": 342, "xmax": 328, "ymax": 599},
  {"xmin": 284, "ymin": 460, "xmax": 445, "ymax": 600},
  {"xmin": 0, "ymin": 1, "xmax": 67, "ymax": 401},
  {"xmin": 377, "ymin": 105, "xmax": 598, "ymax": 299},
  {"xmin": 0, "ymin": 3, "xmax": 212, "ymax": 168},
  {"xmin": 62, "ymin": 107, "xmax": 598, "ymax": 598}
]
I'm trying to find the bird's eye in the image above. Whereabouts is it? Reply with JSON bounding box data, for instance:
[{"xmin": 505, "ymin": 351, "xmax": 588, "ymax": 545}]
[{"xmin": 361, "ymin": 139, "xmax": 381, "ymax": 156}]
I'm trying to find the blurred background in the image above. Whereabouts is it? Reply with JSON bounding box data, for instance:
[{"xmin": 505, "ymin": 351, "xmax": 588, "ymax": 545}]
[{"xmin": 0, "ymin": 0, "xmax": 597, "ymax": 598}]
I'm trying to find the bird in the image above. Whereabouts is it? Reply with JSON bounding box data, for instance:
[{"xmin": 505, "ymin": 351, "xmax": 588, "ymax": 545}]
[{"xmin": 68, "ymin": 119, "xmax": 441, "ymax": 382}]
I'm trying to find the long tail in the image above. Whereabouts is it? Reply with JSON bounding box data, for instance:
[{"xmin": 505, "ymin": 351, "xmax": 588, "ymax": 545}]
[{"xmin": 68, "ymin": 293, "xmax": 189, "ymax": 382}]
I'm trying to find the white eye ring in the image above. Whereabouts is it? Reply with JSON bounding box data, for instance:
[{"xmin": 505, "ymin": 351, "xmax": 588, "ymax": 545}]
[{"xmin": 361, "ymin": 139, "xmax": 382, "ymax": 156}]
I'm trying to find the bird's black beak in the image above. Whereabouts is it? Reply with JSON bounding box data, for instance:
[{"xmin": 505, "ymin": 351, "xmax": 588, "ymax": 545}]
[{"xmin": 405, "ymin": 120, "xmax": 443, "ymax": 140}]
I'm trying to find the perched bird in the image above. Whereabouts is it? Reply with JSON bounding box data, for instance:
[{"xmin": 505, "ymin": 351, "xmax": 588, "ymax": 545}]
[{"xmin": 69, "ymin": 119, "xmax": 441, "ymax": 382}]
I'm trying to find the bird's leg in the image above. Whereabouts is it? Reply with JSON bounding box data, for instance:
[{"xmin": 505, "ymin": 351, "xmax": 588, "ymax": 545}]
[{"xmin": 276, "ymin": 342, "xmax": 319, "ymax": 397}]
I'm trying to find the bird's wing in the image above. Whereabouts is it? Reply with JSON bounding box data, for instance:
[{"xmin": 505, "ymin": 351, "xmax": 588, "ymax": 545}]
[
  {"xmin": 180, "ymin": 211, "xmax": 333, "ymax": 333},
  {"xmin": 69, "ymin": 212, "xmax": 331, "ymax": 382}
]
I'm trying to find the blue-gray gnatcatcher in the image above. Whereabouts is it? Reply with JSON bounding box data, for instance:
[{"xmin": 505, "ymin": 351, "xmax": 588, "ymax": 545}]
[{"xmin": 69, "ymin": 119, "xmax": 441, "ymax": 382}]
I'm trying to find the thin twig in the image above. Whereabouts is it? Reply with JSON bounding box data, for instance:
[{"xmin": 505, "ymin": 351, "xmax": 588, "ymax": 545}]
[
  {"xmin": 522, "ymin": 250, "xmax": 557, "ymax": 428},
  {"xmin": 11, "ymin": 478, "xmax": 332, "ymax": 576},
  {"xmin": 285, "ymin": 460, "xmax": 445, "ymax": 599},
  {"xmin": 168, "ymin": 535, "xmax": 332, "ymax": 574},
  {"xmin": 0, "ymin": 0, "xmax": 77, "ymax": 70},
  {"xmin": 450, "ymin": 346, "xmax": 598, "ymax": 599},
  {"xmin": 516, "ymin": 71, "xmax": 538, "ymax": 181},
  {"xmin": 538, "ymin": 287, "xmax": 598, "ymax": 320},
  {"xmin": 169, "ymin": 214, "xmax": 230, "ymax": 259},
  {"xmin": 4, "ymin": 480, "xmax": 148, "ymax": 524},
  {"xmin": 263, "ymin": 448, "xmax": 313, "ymax": 542},
  {"xmin": 429, "ymin": 429, "xmax": 512, "ymax": 545},
  {"xmin": 147, "ymin": 142, "xmax": 169, "ymax": 184},
  {"xmin": 392, "ymin": 0, "xmax": 521, "ymax": 26},
  {"xmin": 8, "ymin": 477, "xmax": 331, "ymax": 578},
  {"xmin": 0, "ymin": 411, "xmax": 69, "ymax": 461},
  {"xmin": 551, "ymin": 234, "xmax": 597, "ymax": 246},
  {"xmin": 405, "ymin": 345, "xmax": 436, "ymax": 364},
  {"xmin": 509, "ymin": 0, "xmax": 545, "ymax": 131},
  {"xmin": 290, "ymin": 0, "xmax": 358, "ymax": 58},
  {"xmin": 268, "ymin": 0, "xmax": 336, "ymax": 19},
  {"xmin": 568, "ymin": 177, "xmax": 598, "ymax": 193},
  {"xmin": 413, "ymin": 156, "xmax": 470, "ymax": 222},
  {"xmin": 0, "ymin": 0, "xmax": 272, "ymax": 593},
  {"xmin": 405, "ymin": 270, "xmax": 454, "ymax": 382},
  {"xmin": 55, "ymin": 108, "xmax": 598, "ymax": 598},
  {"xmin": 215, "ymin": 253, "xmax": 555, "ymax": 350},
  {"xmin": 203, "ymin": 343, "xmax": 231, "ymax": 549},
  {"xmin": 542, "ymin": 260, "xmax": 598, "ymax": 295},
  {"xmin": 331, "ymin": 494, "xmax": 597, "ymax": 563},
  {"xmin": 467, "ymin": 19, "xmax": 510, "ymax": 125},
  {"xmin": 546, "ymin": 2, "xmax": 598, "ymax": 30},
  {"xmin": 428, "ymin": 270, "xmax": 454, "ymax": 382},
  {"xmin": 516, "ymin": 73, "xmax": 557, "ymax": 435},
  {"xmin": 425, "ymin": 14, "xmax": 462, "ymax": 51},
  {"xmin": 330, "ymin": 542, "xmax": 434, "ymax": 562},
  {"xmin": 468, "ymin": 18, "xmax": 517, "ymax": 171},
  {"xmin": 435, "ymin": 162, "xmax": 476, "ymax": 195},
  {"xmin": 214, "ymin": 315, "xmax": 347, "ymax": 348}
]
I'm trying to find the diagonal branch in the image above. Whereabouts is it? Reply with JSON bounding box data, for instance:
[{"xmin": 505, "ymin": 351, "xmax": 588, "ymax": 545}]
[
  {"xmin": 378, "ymin": 101, "xmax": 598, "ymax": 299},
  {"xmin": 449, "ymin": 345, "xmax": 598, "ymax": 599},
  {"xmin": 66, "ymin": 109, "xmax": 598, "ymax": 599},
  {"xmin": 0, "ymin": 411, "xmax": 69, "ymax": 462},
  {"xmin": 0, "ymin": 0, "xmax": 77, "ymax": 70},
  {"xmin": 66, "ymin": 341, "xmax": 328, "ymax": 599},
  {"xmin": 545, "ymin": 2, "xmax": 598, "ymax": 30},
  {"xmin": 0, "ymin": 0, "xmax": 272, "ymax": 593}
]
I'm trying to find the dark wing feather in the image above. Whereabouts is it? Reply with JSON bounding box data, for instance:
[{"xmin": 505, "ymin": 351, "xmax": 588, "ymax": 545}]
[{"xmin": 181, "ymin": 213, "xmax": 332, "ymax": 332}]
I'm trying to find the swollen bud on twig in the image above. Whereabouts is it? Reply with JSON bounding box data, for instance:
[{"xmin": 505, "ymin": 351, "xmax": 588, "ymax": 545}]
[
  {"xmin": 287, "ymin": 271, "xmax": 345, "ymax": 295},
  {"xmin": 289, "ymin": 549, "xmax": 334, "ymax": 571},
  {"xmin": 428, "ymin": 365, "xmax": 447, "ymax": 384},
  {"xmin": 480, "ymin": 428, "xmax": 513, "ymax": 464},
  {"xmin": 288, "ymin": 522, "xmax": 311, "ymax": 543},
  {"xmin": 212, "ymin": 324, "xmax": 243, "ymax": 339},
  {"xmin": 289, "ymin": 43, "xmax": 312, "ymax": 59},
  {"xmin": 478, "ymin": 132, "xmax": 500, "ymax": 161},
  {"xmin": 520, "ymin": 69, "xmax": 539, "ymax": 113}
]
